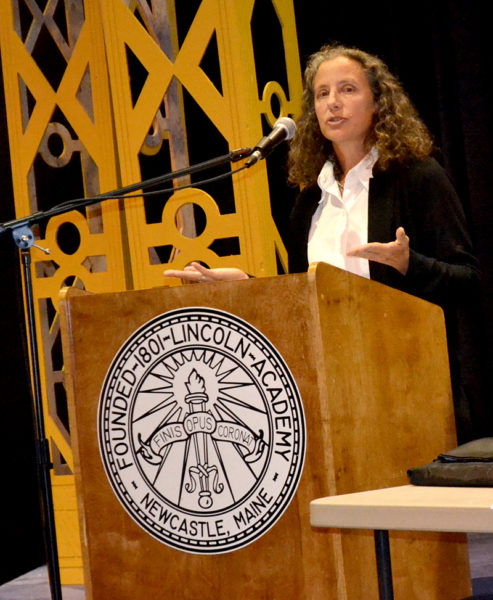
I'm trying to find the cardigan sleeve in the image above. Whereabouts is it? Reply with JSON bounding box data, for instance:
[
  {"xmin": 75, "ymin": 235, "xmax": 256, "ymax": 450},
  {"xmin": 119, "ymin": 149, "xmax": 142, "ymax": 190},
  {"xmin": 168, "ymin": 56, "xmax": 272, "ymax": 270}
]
[{"xmin": 398, "ymin": 158, "xmax": 480, "ymax": 305}]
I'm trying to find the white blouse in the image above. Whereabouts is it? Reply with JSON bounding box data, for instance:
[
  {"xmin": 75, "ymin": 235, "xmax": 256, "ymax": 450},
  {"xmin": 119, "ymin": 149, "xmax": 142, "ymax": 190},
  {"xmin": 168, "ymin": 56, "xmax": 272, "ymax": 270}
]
[{"xmin": 307, "ymin": 148, "xmax": 378, "ymax": 279}]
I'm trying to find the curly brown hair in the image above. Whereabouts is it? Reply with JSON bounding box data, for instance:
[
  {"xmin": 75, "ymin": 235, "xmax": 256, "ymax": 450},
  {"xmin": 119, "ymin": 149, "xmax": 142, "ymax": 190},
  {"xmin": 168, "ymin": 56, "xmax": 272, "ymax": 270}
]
[{"xmin": 287, "ymin": 44, "xmax": 433, "ymax": 188}]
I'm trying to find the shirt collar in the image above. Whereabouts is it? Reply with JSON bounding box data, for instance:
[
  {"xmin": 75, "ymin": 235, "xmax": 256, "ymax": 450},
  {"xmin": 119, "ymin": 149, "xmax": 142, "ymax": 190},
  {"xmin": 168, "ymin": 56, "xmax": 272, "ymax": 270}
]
[{"xmin": 317, "ymin": 147, "xmax": 378, "ymax": 200}]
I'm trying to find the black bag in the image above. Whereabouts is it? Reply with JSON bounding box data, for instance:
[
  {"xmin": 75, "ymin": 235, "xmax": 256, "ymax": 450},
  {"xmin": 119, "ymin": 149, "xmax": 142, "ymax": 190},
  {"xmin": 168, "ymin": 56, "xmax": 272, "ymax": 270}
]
[{"xmin": 407, "ymin": 438, "xmax": 493, "ymax": 487}]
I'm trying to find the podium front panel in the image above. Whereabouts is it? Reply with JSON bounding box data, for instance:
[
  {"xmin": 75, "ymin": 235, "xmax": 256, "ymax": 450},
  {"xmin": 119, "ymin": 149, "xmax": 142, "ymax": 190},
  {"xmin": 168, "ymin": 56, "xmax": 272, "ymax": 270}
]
[{"xmin": 60, "ymin": 264, "xmax": 470, "ymax": 599}]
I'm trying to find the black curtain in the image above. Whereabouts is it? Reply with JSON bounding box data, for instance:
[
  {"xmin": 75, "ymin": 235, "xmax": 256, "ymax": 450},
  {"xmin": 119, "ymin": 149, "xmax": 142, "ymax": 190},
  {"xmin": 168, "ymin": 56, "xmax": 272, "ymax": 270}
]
[{"xmin": 1, "ymin": 0, "xmax": 493, "ymax": 584}]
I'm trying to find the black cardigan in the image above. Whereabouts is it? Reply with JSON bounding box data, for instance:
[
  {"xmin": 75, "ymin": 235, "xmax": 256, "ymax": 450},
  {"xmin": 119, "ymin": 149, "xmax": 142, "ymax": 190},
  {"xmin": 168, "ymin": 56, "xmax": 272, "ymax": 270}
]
[{"xmin": 287, "ymin": 157, "xmax": 488, "ymax": 443}]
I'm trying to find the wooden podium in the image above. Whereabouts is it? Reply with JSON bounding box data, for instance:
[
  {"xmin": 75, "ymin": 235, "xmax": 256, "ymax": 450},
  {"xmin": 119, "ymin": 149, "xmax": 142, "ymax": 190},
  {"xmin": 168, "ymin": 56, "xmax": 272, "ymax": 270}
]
[{"xmin": 59, "ymin": 262, "xmax": 471, "ymax": 600}]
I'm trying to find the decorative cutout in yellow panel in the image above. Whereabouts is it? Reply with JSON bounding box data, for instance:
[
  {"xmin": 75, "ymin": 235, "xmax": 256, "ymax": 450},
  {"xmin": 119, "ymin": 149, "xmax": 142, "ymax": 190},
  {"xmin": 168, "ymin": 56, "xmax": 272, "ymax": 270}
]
[
  {"xmin": 101, "ymin": 0, "xmax": 302, "ymax": 288},
  {"xmin": 0, "ymin": 0, "xmax": 129, "ymax": 584}
]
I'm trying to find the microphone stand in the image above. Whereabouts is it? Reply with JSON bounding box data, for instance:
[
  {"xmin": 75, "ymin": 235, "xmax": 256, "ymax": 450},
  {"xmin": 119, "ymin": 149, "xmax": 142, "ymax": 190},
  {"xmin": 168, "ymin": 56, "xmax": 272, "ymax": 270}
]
[
  {"xmin": 12, "ymin": 227, "xmax": 62, "ymax": 600},
  {"xmin": 0, "ymin": 147, "xmax": 252, "ymax": 234},
  {"xmin": 0, "ymin": 146, "xmax": 252, "ymax": 600}
]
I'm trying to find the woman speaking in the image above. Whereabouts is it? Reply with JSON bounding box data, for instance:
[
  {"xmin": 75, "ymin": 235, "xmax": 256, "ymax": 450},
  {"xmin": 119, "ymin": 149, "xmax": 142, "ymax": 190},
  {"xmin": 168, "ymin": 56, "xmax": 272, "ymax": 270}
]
[{"xmin": 165, "ymin": 44, "xmax": 484, "ymax": 443}]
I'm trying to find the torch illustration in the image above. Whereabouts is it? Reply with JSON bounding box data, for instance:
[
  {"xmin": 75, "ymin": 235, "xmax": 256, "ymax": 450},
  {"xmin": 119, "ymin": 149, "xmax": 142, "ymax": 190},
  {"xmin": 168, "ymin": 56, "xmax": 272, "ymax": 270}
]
[{"xmin": 184, "ymin": 369, "xmax": 223, "ymax": 508}]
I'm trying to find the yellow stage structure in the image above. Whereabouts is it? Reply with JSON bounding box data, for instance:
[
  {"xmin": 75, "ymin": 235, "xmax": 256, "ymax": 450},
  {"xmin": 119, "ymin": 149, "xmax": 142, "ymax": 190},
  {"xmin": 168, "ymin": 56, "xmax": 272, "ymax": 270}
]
[{"xmin": 0, "ymin": 0, "xmax": 301, "ymax": 583}]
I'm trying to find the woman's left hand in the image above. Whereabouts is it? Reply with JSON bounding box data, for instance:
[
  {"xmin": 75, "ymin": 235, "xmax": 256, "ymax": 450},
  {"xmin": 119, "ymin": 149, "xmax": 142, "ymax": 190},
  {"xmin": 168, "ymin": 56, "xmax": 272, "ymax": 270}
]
[{"xmin": 347, "ymin": 226, "xmax": 410, "ymax": 275}]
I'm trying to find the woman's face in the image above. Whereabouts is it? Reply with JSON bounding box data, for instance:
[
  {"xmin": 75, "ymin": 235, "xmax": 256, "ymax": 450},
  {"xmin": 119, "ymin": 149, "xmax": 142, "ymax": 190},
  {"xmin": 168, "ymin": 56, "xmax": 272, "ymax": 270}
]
[{"xmin": 313, "ymin": 56, "xmax": 376, "ymax": 154}]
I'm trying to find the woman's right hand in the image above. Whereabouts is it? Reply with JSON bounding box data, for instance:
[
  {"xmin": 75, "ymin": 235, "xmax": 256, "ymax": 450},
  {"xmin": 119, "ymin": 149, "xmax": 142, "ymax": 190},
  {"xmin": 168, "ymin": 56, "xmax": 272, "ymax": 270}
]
[{"xmin": 163, "ymin": 261, "xmax": 249, "ymax": 283}]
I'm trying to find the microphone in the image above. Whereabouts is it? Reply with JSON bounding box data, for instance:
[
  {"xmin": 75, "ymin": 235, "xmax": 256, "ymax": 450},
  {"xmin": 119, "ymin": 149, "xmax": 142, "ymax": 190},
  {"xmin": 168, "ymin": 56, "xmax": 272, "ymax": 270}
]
[{"xmin": 245, "ymin": 117, "xmax": 296, "ymax": 167}]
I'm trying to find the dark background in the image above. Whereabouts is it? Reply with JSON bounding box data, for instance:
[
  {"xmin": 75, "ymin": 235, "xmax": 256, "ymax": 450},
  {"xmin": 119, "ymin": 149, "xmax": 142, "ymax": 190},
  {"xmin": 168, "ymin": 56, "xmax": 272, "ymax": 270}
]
[{"xmin": 1, "ymin": 0, "xmax": 492, "ymax": 584}]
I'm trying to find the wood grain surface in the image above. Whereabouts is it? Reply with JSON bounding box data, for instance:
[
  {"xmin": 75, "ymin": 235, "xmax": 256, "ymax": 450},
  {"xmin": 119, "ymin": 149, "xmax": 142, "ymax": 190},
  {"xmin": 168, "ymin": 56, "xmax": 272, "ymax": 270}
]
[{"xmin": 59, "ymin": 263, "xmax": 471, "ymax": 599}]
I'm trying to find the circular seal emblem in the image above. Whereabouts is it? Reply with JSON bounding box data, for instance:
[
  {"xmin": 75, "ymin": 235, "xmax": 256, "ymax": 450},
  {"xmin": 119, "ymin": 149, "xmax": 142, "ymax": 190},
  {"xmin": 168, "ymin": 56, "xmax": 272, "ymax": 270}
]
[{"xmin": 98, "ymin": 307, "xmax": 305, "ymax": 554}]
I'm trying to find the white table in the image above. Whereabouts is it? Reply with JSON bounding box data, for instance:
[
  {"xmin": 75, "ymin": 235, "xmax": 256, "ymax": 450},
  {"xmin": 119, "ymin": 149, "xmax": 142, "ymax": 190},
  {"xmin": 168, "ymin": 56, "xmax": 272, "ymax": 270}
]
[{"xmin": 310, "ymin": 485, "xmax": 493, "ymax": 600}]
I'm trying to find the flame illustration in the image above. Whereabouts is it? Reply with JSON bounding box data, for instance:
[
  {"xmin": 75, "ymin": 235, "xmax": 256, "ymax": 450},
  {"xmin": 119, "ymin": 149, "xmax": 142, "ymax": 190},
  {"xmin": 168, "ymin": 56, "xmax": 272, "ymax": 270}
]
[{"xmin": 185, "ymin": 369, "xmax": 206, "ymax": 394}]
